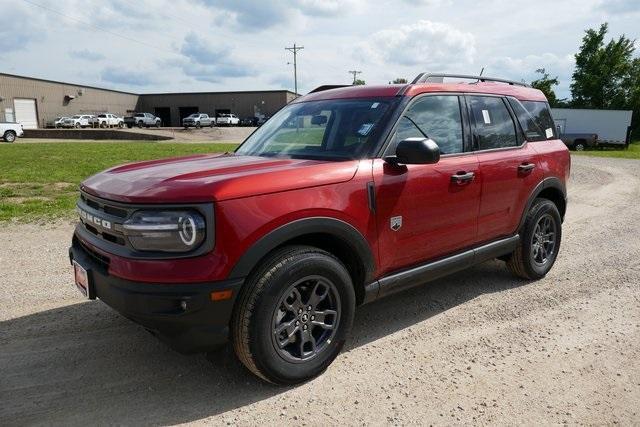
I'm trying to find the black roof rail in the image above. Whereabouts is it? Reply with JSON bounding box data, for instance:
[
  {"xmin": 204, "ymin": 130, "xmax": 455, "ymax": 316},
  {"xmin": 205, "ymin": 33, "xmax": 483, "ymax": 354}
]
[
  {"xmin": 411, "ymin": 73, "xmax": 530, "ymax": 87},
  {"xmin": 308, "ymin": 84, "xmax": 351, "ymax": 94}
]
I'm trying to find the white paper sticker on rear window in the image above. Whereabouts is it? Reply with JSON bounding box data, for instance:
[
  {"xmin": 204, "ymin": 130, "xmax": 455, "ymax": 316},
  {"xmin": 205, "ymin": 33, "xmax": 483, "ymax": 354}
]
[
  {"xmin": 545, "ymin": 128, "xmax": 553, "ymax": 139},
  {"xmin": 482, "ymin": 109, "xmax": 491, "ymax": 124}
]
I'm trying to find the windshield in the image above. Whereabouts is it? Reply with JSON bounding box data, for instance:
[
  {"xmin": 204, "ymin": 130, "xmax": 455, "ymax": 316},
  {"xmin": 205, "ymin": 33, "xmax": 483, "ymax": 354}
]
[
  {"xmin": 72, "ymin": 115, "xmax": 80, "ymax": 119},
  {"xmin": 236, "ymin": 98, "xmax": 395, "ymax": 160},
  {"xmin": 186, "ymin": 114, "xmax": 198, "ymax": 118}
]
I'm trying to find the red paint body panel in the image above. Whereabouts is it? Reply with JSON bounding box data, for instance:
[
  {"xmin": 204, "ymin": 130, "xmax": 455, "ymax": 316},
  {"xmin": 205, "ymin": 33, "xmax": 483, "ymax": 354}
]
[
  {"xmin": 475, "ymin": 143, "xmax": 544, "ymax": 242},
  {"xmin": 82, "ymin": 154, "xmax": 358, "ymax": 203},
  {"xmin": 372, "ymin": 156, "xmax": 481, "ymax": 276}
]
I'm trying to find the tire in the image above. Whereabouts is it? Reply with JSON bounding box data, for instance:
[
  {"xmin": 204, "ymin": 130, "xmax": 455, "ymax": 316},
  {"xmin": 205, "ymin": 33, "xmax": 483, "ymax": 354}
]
[
  {"xmin": 74, "ymin": 123, "xmax": 80, "ymax": 129},
  {"xmin": 210, "ymin": 122, "xmax": 214, "ymax": 128},
  {"xmin": 137, "ymin": 121, "xmax": 143, "ymax": 128},
  {"xmin": 195, "ymin": 122, "xmax": 201, "ymax": 129},
  {"xmin": 573, "ymin": 141, "xmax": 585, "ymax": 151},
  {"xmin": 100, "ymin": 122, "xmax": 107, "ymax": 128},
  {"xmin": 231, "ymin": 245, "xmax": 355, "ymax": 385},
  {"xmin": 3, "ymin": 131, "xmax": 16, "ymax": 143},
  {"xmin": 507, "ymin": 198, "xmax": 562, "ymax": 280},
  {"xmin": 156, "ymin": 121, "xmax": 161, "ymax": 128},
  {"xmin": 118, "ymin": 122, "xmax": 124, "ymax": 129}
]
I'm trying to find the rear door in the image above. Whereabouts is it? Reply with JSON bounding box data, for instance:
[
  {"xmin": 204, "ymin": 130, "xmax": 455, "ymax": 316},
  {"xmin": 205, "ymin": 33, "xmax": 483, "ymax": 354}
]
[
  {"xmin": 373, "ymin": 94, "xmax": 481, "ymax": 275},
  {"xmin": 468, "ymin": 95, "xmax": 543, "ymax": 242}
]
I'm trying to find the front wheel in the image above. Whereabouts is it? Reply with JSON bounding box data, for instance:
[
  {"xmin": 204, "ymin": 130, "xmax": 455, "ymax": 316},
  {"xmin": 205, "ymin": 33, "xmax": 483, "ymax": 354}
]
[
  {"xmin": 573, "ymin": 142, "xmax": 585, "ymax": 151},
  {"xmin": 3, "ymin": 131, "xmax": 16, "ymax": 143},
  {"xmin": 231, "ymin": 246, "xmax": 355, "ymax": 385},
  {"xmin": 506, "ymin": 198, "xmax": 562, "ymax": 280}
]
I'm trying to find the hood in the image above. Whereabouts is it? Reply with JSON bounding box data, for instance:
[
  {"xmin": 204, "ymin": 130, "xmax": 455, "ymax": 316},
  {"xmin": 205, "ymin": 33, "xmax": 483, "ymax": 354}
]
[{"xmin": 81, "ymin": 153, "xmax": 360, "ymax": 204}]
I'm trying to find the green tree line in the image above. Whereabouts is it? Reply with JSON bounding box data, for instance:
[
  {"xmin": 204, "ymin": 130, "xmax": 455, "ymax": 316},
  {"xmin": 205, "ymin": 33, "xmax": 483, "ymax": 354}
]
[{"xmin": 531, "ymin": 23, "xmax": 640, "ymax": 136}]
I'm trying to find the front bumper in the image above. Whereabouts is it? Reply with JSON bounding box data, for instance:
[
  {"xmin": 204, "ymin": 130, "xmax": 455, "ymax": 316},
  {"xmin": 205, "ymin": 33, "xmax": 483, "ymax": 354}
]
[{"xmin": 69, "ymin": 236, "xmax": 244, "ymax": 353}]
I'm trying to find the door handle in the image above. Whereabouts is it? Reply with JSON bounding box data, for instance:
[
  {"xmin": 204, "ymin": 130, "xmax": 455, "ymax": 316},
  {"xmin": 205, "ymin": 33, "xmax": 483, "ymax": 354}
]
[
  {"xmin": 518, "ymin": 163, "xmax": 536, "ymax": 173},
  {"xmin": 451, "ymin": 171, "xmax": 475, "ymax": 185}
]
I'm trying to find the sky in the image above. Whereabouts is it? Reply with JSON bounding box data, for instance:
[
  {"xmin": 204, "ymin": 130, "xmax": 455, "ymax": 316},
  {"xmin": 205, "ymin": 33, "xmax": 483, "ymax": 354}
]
[{"xmin": 1, "ymin": 0, "xmax": 639, "ymax": 99}]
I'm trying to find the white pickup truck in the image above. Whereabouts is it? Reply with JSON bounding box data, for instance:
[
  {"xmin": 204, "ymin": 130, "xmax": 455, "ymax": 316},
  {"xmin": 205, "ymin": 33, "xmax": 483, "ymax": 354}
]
[
  {"xmin": 1, "ymin": 122, "xmax": 24, "ymax": 142},
  {"xmin": 216, "ymin": 113, "xmax": 240, "ymax": 126},
  {"xmin": 91, "ymin": 113, "xmax": 125, "ymax": 128}
]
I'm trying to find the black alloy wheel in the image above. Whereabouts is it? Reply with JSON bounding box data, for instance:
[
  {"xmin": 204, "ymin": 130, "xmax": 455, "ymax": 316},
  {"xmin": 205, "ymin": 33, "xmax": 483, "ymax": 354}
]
[{"xmin": 271, "ymin": 276, "xmax": 341, "ymax": 362}]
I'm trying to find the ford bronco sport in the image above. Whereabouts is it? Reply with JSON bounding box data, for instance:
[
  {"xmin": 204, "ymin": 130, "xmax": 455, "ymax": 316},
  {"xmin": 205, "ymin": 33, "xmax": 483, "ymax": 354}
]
[{"xmin": 69, "ymin": 73, "xmax": 570, "ymax": 384}]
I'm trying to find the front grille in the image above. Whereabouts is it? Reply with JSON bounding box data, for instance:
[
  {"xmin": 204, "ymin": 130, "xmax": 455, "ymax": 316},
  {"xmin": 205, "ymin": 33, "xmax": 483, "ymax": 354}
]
[{"xmin": 78, "ymin": 191, "xmax": 134, "ymax": 247}]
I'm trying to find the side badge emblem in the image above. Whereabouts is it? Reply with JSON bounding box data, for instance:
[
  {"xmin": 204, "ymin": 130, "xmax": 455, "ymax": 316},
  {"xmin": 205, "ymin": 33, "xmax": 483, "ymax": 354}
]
[{"xmin": 390, "ymin": 216, "xmax": 402, "ymax": 231}]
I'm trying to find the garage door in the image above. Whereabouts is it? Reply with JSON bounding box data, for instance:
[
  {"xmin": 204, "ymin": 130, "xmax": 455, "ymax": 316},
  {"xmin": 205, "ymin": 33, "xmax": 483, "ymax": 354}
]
[{"xmin": 14, "ymin": 99, "xmax": 38, "ymax": 129}]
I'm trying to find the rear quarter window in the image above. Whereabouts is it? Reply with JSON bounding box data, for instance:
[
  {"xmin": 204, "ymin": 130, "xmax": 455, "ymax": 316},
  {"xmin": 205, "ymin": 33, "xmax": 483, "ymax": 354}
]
[{"xmin": 509, "ymin": 99, "xmax": 557, "ymax": 141}]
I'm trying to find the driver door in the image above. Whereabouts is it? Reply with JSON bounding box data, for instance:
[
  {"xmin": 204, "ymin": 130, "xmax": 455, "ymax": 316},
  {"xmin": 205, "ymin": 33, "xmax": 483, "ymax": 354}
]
[{"xmin": 373, "ymin": 94, "xmax": 481, "ymax": 276}]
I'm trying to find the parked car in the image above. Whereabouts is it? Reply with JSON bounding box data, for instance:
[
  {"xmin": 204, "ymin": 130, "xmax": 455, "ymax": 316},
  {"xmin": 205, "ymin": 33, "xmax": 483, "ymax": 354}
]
[
  {"xmin": 240, "ymin": 117, "xmax": 259, "ymax": 127},
  {"xmin": 45, "ymin": 117, "xmax": 69, "ymax": 128},
  {"xmin": 124, "ymin": 113, "xmax": 161, "ymax": 128},
  {"xmin": 91, "ymin": 113, "xmax": 125, "ymax": 129},
  {"xmin": 1, "ymin": 122, "xmax": 24, "ymax": 142},
  {"xmin": 558, "ymin": 132, "xmax": 598, "ymax": 151},
  {"xmin": 216, "ymin": 113, "xmax": 240, "ymax": 126},
  {"xmin": 183, "ymin": 113, "xmax": 215, "ymax": 129},
  {"xmin": 62, "ymin": 115, "xmax": 95, "ymax": 128},
  {"xmin": 69, "ymin": 73, "xmax": 570, "ymax": 385}
]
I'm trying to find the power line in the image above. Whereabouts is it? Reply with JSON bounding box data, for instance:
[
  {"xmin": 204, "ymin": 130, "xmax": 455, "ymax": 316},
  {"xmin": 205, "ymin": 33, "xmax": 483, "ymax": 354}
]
[
  {"xmin": 348, "ymin": 70, "xmax": 362, "ymax": 85},
  {"xmin": 285, "ymin": 43, "xmax": 304, "ymax": 97},
  {"xmin": 20, "ymin": 0, "xmax": 179, "ymax": 56}
]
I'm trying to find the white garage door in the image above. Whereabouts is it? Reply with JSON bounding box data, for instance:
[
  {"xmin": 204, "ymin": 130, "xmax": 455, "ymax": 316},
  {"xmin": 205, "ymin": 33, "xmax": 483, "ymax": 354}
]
[{"xmin": 14, "ymin": 99, "xmax": 38, "ymax": 129}]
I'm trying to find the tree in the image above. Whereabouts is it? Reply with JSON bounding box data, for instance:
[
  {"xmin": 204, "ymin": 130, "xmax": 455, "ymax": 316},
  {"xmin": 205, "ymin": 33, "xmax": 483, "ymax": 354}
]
[
  {"xmin": 570, "ymin": 23, "xmax": 636, "ymax": 109},
  {"xmin": 392, "ymin": 78, "xmax": 408, "ymax": 84},
  {"xmin": 531, "ymin": 68, "xmax": 560, "ymax": 106},
  {"xmin": 353, "ymin": 79, "xmax": 366, "ymax": 86}
]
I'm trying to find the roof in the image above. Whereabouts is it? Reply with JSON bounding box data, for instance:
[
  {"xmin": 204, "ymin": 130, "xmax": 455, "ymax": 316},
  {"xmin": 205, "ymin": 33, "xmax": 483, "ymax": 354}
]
[
  {"xmin": 0, "ymin": 72, "xmax": 137, "ymax": 96},
  {"xmin": 0, "ymin": 72, "xmax": 295, "ymax": 97},
  {"xmin": 298, "ymin": 81, "xmax": 547, "ymax": 103},
  {"xmin": 140, "ymin": 90, "xmax": 297, "ymax": 97}
]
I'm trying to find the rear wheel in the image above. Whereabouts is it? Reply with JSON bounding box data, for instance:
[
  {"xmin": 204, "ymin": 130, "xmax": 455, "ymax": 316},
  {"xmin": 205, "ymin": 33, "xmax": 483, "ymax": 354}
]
[
  {"xmin": 573, "ymin": 141, "xmax": 585, "ymax": 151},
  {"xmin": 195, "ymin": 122, "xmax": 201, "ymax": 129},
  {"xmin": 507, "ymin": 198, "xmax": 562, "ymax": 280},
  {"xmin": 3, "ymin": 131, "xmax": 16, "ymax": 143},
  {"xmin": 231, "ymin": 246, "xmax": 355, "ymax": 385}
]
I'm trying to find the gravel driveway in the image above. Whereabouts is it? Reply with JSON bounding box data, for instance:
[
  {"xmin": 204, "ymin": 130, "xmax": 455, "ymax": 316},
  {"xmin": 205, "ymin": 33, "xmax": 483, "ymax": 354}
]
[{"xmin": 1, "ymin": 155, "xmax": 639, "ymax": 425}]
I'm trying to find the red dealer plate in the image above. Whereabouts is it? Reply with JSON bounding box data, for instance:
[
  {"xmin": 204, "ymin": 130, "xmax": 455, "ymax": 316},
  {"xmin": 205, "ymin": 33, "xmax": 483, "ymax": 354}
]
[{"xmin": 73, "ymin": 260, "xmax": 90, "ymax": 298}]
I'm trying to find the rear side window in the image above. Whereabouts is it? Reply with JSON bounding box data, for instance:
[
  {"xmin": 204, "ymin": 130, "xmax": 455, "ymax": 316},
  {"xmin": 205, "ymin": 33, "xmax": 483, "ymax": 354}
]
[
  {"xmin": 468, "ymin": 96, "xmax": 517, "ymax": 150},
  {"xmin": 393, "ymin": 95, "xmax": 464, "ymax": 155},
  {"xmin": 518, "ymin": 101, "xmax": 557, "ymax": 140}
]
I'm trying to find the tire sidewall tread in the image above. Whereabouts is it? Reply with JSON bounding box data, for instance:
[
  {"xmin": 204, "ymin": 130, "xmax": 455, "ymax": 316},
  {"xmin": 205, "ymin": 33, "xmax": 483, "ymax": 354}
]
[{"xmin": 231, "ymin": 245, "xmax": 355, "ymax": 385}]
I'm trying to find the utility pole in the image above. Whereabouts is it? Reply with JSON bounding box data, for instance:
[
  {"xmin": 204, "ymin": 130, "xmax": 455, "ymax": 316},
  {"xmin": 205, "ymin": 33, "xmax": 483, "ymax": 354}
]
[
  {"xmin": 285, "ymin": 43, "xmax": 304, "ymax": 97},
  {"xmin": 348, "ymin": 70, "xmax": 362, "ymax": 85}
]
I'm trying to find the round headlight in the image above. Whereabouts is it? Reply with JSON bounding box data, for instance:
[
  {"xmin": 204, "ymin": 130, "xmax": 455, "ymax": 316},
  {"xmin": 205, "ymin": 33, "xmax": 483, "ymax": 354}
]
[{"xmin": 123, "ymin": 210, "xmax": 206, "ymax": 252}]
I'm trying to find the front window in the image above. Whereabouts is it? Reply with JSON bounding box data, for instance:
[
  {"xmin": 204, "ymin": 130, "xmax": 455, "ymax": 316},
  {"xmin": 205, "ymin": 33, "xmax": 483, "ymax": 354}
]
[{"xmin": 236, "ymin": 98, "xmax": 395, "ymax": 160}]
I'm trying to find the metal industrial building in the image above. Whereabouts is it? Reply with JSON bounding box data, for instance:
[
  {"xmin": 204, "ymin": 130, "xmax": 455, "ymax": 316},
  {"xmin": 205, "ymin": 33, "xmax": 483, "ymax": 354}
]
[{"xmin": 0, "ymin": 73, "xmax": 296, "ymax": 128}]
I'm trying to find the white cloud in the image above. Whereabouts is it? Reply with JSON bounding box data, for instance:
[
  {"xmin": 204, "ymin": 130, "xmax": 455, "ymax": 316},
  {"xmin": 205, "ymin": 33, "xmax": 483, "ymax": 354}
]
[{"xmin": 356, "ymin": 20, "xmax": 476, "ymax": 69}]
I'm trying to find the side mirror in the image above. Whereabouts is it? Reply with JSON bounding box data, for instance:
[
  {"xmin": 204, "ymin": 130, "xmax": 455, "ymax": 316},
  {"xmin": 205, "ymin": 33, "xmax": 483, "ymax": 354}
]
[
  {"xmin": 311, "ymin": 115, "xmax": 328, "ymax": 125},
  {"xmin": 385, "ymin": 138, "xmax": 440, "ymax": 165}
]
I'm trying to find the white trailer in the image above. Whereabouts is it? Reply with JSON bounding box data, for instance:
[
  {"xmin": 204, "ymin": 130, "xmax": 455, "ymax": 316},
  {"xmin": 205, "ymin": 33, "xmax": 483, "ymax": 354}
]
[{"xmin": 551, "ymin": 108, "xmax": 633, "ymax": 147}]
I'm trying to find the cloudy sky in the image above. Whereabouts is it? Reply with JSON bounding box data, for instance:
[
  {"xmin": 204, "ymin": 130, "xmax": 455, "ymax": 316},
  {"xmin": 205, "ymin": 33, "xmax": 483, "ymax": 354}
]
[{"xmin": 2, "ymin": 0, "xmax": 639, "ymax": 98}]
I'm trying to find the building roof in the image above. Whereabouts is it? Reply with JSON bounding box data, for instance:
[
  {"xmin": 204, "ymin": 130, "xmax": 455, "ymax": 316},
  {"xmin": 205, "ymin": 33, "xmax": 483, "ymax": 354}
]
[
  {"xmin": 0, "ymin": 72, "xmax": 294, "ymax": 97},
  {"xmin": 0, "ymin": 72, "xmax": 138, "ymax": 96}
]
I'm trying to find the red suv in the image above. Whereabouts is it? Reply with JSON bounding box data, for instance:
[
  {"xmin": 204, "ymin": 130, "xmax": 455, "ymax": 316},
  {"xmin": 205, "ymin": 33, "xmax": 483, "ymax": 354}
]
[{"xmin": 70, "ymin": 73, "xmax": 570, "ymax": 384}]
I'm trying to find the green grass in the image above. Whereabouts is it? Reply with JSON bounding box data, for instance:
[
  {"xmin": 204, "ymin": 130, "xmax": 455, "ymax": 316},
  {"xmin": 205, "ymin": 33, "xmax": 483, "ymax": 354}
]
[
  {"xmin": 0, "ymin": 141, "xmax": 238, "ymax": 222},
  {"xmin": 573, "ymin": 141, "xmax": 640, "ymax": 160}
]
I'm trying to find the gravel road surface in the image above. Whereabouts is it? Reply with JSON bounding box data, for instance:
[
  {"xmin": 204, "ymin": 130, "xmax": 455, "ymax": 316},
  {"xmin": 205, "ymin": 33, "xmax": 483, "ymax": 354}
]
[{"xmin": 1, "ymin": 155, "xmax": 639, "ymax": 425}]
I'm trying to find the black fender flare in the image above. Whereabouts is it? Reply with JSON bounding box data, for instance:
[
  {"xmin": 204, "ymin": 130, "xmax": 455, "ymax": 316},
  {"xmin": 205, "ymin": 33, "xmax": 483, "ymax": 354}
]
[
  {"xmin": 228, "ymin": 217, "xmax": 376, "ymax": 282},
  {"xmin": 517, "ymin": 177, "xmax": 567, "ymax": 231}
]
